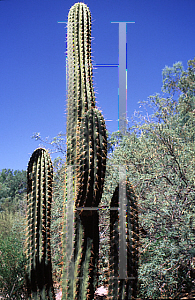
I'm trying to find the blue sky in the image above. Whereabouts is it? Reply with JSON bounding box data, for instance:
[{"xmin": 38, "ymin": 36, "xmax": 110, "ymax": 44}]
[{"xmin": 0, "ymin": 0, "xmax": 195, "ymax": 171}]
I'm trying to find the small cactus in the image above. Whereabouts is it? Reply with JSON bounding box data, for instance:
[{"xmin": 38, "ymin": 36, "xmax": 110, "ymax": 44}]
[
  {"xmin": 26, "ymin": 148, "xmax": 55, "ymax": 300},
  {"xmin": 108, "ymin": 180, "xmax": 139, "ymax": 300}
]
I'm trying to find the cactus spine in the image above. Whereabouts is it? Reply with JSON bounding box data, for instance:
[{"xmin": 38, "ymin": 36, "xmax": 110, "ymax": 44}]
[
  {"xmin": 62, "ymin": 2, "xmax": 107, "ymax": 299},
  {"xmin": 26, "ymin": 148, "xmax": 55, "ymax": 300},
  {"xmin": 108, "ymin": 180, "xmax": 139, "ymax": 300}
]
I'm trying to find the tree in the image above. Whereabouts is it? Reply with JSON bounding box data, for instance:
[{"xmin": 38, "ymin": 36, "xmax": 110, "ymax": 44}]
[
  {"xmin": 0, "ymin": 169, "xmax": 26, "ymax": 213},
  {"xmin": 50, "ymin": 157, "xmax": 65, "ymax": 289},
  {"xmin": 0, "ymin": 169, "xmax": 27, "ymax": 297}
]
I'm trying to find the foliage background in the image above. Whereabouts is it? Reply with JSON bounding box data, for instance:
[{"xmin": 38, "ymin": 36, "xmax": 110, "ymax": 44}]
[
  {"xmin": 101, "ymin": 57, "xmax": 195, "ymax": 298},
  {"xmin": 0, "ymin": 169, "xmax": 27, "ymax": 298}
]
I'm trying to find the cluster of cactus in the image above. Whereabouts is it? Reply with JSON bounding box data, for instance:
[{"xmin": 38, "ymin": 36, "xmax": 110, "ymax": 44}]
[{"xmin": 25, "ymin": 2, "xmax": 139, "ymax": 300}]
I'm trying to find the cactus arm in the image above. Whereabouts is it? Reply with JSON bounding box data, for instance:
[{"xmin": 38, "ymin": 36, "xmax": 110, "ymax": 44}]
[{"xmin": 76, "ymin": 108, "xmax": 107, "ymax": 208}]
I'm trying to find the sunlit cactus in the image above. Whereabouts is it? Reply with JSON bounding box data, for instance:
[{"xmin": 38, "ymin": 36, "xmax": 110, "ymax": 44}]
[
  {"xmin": 24, "ymin": 3, "xmax": 139, "ymax": 300},
  {"xmin": 66, "ymin": 1, "xmax": 96, "ymax": 167},
  {"xmin": 62, "ymin": 2, "xmax": 107, "ymax": 300}
]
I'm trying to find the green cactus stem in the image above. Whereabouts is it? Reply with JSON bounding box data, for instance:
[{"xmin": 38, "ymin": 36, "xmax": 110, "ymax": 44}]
[
  {"xmin": 62, "ymin": 2, "xmax": 107, "ymax": 299},
  {"xmin": 108, "ymin": 180, "xmax": 139, "ymax": 300},
  {"xmin": 66, "ymin": 2, "xmax": 95, "ymax": 167},
  {"xmin": 26, "ymin": 148, "xmax": 55, "ymax": 300},
  {"xmin": 62, "ymin": 109, "xmax": 107, "ymax": 300},
  {"xmin": 62, "ymin": 208, "xmax": 99, "ymax": 300},
  {"xmin": 76, "ymin": 108, "xmax": 107, "ymax": 207}
]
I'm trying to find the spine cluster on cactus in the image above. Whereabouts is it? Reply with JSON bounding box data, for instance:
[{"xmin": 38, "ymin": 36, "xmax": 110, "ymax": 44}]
[{"xmin": 26, "ymin": 148, "xmax": 55, "ymax": 300}]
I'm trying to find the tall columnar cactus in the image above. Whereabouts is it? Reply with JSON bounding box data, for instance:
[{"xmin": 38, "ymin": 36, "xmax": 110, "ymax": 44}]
[
  {"xmin": 108, "ymin": 180, "xmax": 139, "ymax": 300},
  {"xmin": 25, "ymin": 3, "xmax": 139, "ymax": 299},
  {"xmin": 62, "ymin": 2, "xmax": 107, "ymax": 300},
  {"xmin": 26, "ymin": 148, "xmax": 55, "ymax": 300}
]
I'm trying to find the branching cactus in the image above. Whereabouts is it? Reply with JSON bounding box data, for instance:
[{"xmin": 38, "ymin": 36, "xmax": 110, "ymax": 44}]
[
  {"xmin": 26, "ymin": 148, "xmax": 55, "ymax": 300},
  {"xmin": 25, "ymin": 3, "xmax": 139, "ymax": 300},
  {"xmin": 108, "ymin": 180, "xmax": 139, "ymax": 300},
  {"xmin": 62, "ymin": 2, "xmax": 107, "ymax": 300}
]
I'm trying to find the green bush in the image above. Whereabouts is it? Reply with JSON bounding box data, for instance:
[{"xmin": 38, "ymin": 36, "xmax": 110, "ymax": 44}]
[
  {"xmin": 104, "ymin": 57, "xmax": 195, "ymax": 298},
  {"xmin": 0, "ymin": 211, "xmax": 27, "ymax": 299}
]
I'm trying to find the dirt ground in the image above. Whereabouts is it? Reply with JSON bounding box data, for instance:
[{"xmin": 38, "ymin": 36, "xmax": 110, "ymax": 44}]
[{"xmin": 1, "ymin": 288, "xmax": 195, "ymax": 299}]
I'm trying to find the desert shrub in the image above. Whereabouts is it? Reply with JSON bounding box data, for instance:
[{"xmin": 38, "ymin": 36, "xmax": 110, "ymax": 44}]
[{"xmin": 0, "ymin": 211, "xmax": 26, "ymax": 299}]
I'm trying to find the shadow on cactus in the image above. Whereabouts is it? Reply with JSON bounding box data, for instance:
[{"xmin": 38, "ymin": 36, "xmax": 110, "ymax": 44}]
[{"xmin": 109, "ymin": 180, "xmax": 139, "ymax": 300}]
